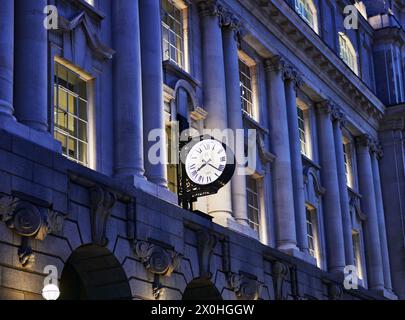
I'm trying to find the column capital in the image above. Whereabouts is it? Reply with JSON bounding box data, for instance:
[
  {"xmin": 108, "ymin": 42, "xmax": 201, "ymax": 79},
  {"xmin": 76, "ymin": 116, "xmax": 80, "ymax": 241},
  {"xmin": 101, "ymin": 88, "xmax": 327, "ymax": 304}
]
[
  {"xmin": 264, "ymin": 55, "xmax": 289, "ymax": 75},
  {"xmin": 315, "ymin": 100, "xmax": 337, "ymax": 116},
  {"xmin": 355, "ymin": 134, "xmax": 375, "ymax": 151},
  {"xmin": 331, "ymin": 107, "xmax": 347, "ymax": 128},
  {"xmin": 197, "ymin": 0, "xmax": 222, "ymax": 18},
  {"xmin": 284, "ymin": 66, "xmax": 304, "ymax": 88},
  {"xmin": 220, "ymin": 10, "xmax": 245, "ymax": 45},
  {"xmin": 371, "ymin": 142, "xmax": 384, "ymax": 159}
]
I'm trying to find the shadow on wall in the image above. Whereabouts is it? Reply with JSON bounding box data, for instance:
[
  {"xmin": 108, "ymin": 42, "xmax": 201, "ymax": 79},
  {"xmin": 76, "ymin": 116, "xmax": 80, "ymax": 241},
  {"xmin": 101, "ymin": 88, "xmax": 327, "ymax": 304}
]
[{"xmin": 59, "ymin": 245, "xmax": 132, "ymax": 300}]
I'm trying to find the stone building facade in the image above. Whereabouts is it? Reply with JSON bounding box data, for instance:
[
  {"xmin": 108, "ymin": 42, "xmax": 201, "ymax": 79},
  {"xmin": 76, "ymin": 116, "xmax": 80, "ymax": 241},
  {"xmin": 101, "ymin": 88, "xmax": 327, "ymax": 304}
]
[{"xmin": 0, "ymin": 0, "xmax": 404, "ymax": 300}]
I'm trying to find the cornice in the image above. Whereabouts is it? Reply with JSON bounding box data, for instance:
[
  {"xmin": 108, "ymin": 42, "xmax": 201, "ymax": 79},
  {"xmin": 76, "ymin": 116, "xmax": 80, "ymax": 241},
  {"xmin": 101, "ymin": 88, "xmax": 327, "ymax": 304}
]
[{"xmin": 240, "ymin": 0, "xmax": 385, "ymax": 128}]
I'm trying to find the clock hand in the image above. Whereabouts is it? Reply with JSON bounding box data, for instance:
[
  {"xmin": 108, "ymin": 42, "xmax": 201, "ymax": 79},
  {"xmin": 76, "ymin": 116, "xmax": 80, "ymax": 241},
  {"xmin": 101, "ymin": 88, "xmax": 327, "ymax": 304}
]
[
  {"xmin": 208, "ymin": 163, "xmax": 222, "ymax": 172},
  {"xmin": 196, "ymin": 159, "xmax": 212, "ymax": 172}
]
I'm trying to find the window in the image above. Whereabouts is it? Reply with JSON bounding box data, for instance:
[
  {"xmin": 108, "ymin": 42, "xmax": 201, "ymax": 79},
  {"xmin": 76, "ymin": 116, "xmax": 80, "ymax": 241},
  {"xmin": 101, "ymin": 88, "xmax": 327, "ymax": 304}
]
[
  {"xmin": 306, "ymin": 207, "xmax": 320, "ymax": 266},
  {"xmin": 85, "ymin": 0, "xmax": 94, "ymax": 6},
  {"xmin": 352, "ymin": 231, "xmax": 363, "ymax": 279},
  {"xmin": 161, "ymin": 0, "xmax": 185, "ymax": 69},
  {"xmin": 246, "ymin": 176, "xmax": 260, "ymax": 233},
  {"xmin": 297, "ymin": 107, "xmax": 308, "ymax": 156},
  {"xmin": 343, "ymin": 140, "xmax": 354, "ymax": 188},
  {"xmin": 239, "ymin": 58, "xmax": 255, "ymax": 118},
  {"xmin": 339, "ymin": 33, "xmax": 358, "ymax": 74},
  {"xmin": 294, "ymin": 0, "xmax": 318, "ymax": 33},
  {"xmin": 54, "ymin": 62, "xmax": 89, "ymax": 166},
  {"xmin": 166, "ymin": 124, "xmax": 178, "ymax": 193}
]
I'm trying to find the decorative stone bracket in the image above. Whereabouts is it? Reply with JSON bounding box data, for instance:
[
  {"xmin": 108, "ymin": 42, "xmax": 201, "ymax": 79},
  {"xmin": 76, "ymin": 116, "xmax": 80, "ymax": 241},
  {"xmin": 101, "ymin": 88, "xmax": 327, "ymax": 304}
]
[
  {"xmin": 133, "ymin": 240, "xmax": 182, "ymax": 299},
  {"xmin": 0, "ymin": 195, "xmax": 65, "ymax": 267},
  {"xmin": 272, "ymin": 261, "xmax": 290, "ymax": 300},
  {"xmin": 133, "ymin": 240, "xmax": 182, "ymax": 277},
  {"xmin": 228, "ymin": 272, "xmax": 262, "ymax": 300},
  {"xmin": 196, "ymin": 229, "xmax": 217, "ymax": 280}
]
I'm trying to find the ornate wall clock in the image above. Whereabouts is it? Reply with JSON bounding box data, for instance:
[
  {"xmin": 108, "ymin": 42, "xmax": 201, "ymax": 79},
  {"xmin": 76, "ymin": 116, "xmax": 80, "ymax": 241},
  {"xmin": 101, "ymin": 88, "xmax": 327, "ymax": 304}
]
[{"xmin": 178, "ymin": 135, "xmax": 236, "ymax": 209}]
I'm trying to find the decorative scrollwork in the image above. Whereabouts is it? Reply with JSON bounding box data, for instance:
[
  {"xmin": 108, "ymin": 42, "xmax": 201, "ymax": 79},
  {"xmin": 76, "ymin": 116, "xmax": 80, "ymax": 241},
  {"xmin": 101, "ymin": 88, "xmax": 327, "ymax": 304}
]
[
  {"xmin": 272, "ymin": 261, "xmax": 289, "ymax": 300},
  {"xmin": 134, "ymin": 240, "xmax": 182, "ymax": 277},
  {"xmin": 228, "ymin": 273, "xmax": 262, "ymax": 300}
]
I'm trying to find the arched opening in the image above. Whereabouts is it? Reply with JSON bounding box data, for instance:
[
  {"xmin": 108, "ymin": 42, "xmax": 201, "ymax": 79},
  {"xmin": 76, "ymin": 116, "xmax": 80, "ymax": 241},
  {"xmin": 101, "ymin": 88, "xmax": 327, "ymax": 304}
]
[
  {"xmin": 59, "ymin": 245, "xmax": 132, "ymax": 300},
  {"xmin": 182, "ymin": 278, "xmax": 222, "ymax": 300}
]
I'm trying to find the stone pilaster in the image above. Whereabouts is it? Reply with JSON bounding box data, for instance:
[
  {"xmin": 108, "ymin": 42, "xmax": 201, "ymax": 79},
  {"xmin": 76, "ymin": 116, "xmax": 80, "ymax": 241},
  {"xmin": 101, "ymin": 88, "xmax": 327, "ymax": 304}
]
[
  {"xmin": 331, "ymin": 109, "xmax": 354, "ymax": 266},
  {"xmin": 198, "ymin": 0, "xmax": 233, "ymax": 225},
  {"xmin": 14, "ymin": 0, "xmax": 48, "ymax": 132},
  {"xmin": 284, "ymin": 68, "xmax": 308, "ymax": 254},
  {"xmin": 265, "ymin": 56, "xmax": 298, "ymax": 253},
  {"xmin": 140, "ymin": 0, "xmax": 167, "ymax": 187},
  {"xmin": 112, "ymin": 0, "xmax": 145, "ymax": 181},
  {"xmin": 222, "ymin": 14, "xmax": 249, "ymax": 226},
  {"xmin": 370, "ymin": 143, "xmax": 393, "ymax": 293},
  {"xmin": 356, "ymin": 134, "xmax": 384, "ymax": 291},
  {"xmin": 0, "ymin": 0, "xmax": 14, "ymax": 119},
  {"xmin": 315, "ymin": 100, "xmax": 345, "ymax": 273}
]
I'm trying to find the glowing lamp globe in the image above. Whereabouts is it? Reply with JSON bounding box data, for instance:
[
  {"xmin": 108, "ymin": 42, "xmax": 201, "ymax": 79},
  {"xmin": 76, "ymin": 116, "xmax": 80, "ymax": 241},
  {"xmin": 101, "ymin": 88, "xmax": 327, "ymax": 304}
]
[{"xmin": 42, "ymin": 284, "xmax": 60, "ymax": 300}]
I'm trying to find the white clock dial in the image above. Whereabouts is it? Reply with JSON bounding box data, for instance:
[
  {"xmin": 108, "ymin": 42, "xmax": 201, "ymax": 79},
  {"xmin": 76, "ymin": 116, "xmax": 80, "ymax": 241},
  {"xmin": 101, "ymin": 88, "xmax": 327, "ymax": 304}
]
[{"xmin": 185, "ymin": 139, "xmax": 228, "ymax": 185}]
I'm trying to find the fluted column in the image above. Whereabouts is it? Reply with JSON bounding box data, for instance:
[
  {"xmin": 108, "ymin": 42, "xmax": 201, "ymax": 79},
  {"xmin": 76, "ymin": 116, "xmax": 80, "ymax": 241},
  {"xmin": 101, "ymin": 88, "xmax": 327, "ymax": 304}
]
[
  {"xmin": 0, "ymin": 0, "xmax": 14, "ymax": 119},
  {"xmin": 112, "ymin": 0, "xmax": 145, "ymax": 181},
  {"xmin": 356, "ymin": 134, "xmax": 384, "ymax": 290},
  {"xmin": 222, "ymin": 17, "xmax": 249, "ymax": 226},
  {"xmin": 198, "ymin": 0, "xmax": 233, "ymax": 225},
  {"xmin": 140, "ymin": 0, "xmax": 167, "ymax": 187},
  {"xmin": 284, "ymin": 70, "xmax": 308, "ymax": 254},
  {"xmin": 371, "ymin": 144, "xmax": 393, "ymax": 291},
  {"xmin": 14, "ymin": 0, "xmax": 48, "ymax": 132},
  {"xmin": 316, "ymin": 101, "xmax": 345, "ymax": 273},
  {"xmin": 265, "ymin": 57, "xmax": 298, "ymax": 252},
  {"xmin": 332, "ymin": 109, "xmax": 354, "ymax": 266}
]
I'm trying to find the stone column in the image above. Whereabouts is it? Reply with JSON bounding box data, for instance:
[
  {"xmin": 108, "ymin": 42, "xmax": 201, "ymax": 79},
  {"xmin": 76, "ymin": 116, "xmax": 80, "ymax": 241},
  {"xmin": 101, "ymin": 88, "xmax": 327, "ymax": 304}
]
[
  {"xmin": 14, "ymin": 0, "xmax": 48, "ymax": 132},
  {"xmin": 315, "ymin": 101, "xmax": 345, "ymax": 273},
  {"xmin": 0, "ymin": 0, "xmax": 14, "ymax": 119},
  {"xmin": 356, "ymin": 134, "xmax": 384, "ymax": 291},
  {"xmin": 139, "ymin": 0, "xmax": 167, "ymax": 187},
  {"xmin": 284, "ymin": 70, "xmax": 308, "ymax": 254},
  {"xmin": 112, "ymin": 0, "xmax": 145, "ymax": 181},
  {"xmin": 332, "ymin": 109, "xmax": 354, "ymax": 266},
  {"xmin": 222, "ymin": 18, "xmax": 249, "ymax": 226},
  {"xmin": 198, "ymin": 0, "xmax": 233, "ymax": 225},
  {"xmin": 371, "ymin": 144, "xmax": 393, "ymax": 292},
  {"xmin": 264, "ymin": 57, "xmax": 298, "ymax": 253}
]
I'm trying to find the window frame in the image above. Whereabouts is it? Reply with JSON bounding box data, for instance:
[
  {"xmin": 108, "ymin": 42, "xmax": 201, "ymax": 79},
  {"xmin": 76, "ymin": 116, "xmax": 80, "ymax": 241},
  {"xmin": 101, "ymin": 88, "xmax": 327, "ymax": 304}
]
[
  {"xmin": 246, "ymin": 175, "xmax": 261, "ymax": 234},
  {"xmin": 294, "ymin": 0, "xmax": 319, "ymax": 34},
  {"xmin": 53, "ymin": 61, "xmax": 90, "ymax": 167},
  {"xmin": 338, "ymin": 32, "xmax": 359, "ymax": 75},
  {"xmin": 238, "ymin": 52, "xmax": 259, "ymax": 121},
  {"xmin": 306, "ymin": 206, "xmax": 321, "ymax": 268},
  {"xmin": 161, "ymin": 0, "xmax": 188, "ymax": 70}
]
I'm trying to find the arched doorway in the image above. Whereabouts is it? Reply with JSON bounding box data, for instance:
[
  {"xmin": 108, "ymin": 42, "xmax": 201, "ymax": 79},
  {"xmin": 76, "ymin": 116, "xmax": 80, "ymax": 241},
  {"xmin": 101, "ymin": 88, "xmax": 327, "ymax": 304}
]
[
  {"xmin": 60, "ymin": 245, "xmax": 131, "ymax": 300},
  {"xmin": 182, "ymin": 278, "xmax": 222, "ymax": 300}
]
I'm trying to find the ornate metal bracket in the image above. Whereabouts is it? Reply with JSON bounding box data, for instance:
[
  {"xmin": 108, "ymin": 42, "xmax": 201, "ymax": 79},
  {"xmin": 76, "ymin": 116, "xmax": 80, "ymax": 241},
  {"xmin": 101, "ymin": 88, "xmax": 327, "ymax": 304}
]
[{"xmin": 228, "ymin": 272, "xmax": 262, "ymax": 300}]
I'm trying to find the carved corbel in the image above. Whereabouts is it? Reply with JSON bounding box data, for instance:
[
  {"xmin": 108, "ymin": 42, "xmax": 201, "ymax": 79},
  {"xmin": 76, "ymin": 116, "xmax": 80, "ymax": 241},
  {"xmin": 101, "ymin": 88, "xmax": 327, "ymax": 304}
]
[
  {"xmin": 133, "ymin": 240, "xmax": 182, "ymax": 277},
  {"xmin": 90, "ymin": 186, "xmax": 117, "ymax": 246},
  {"xmin": 134, "ymin": 240, "xmax": 182, "ymax": 300},
  {"xmin": 228, "ymin": 272, "xmax": 262, "ymax": 300},
  {"xmin": 0, "ymin": 195, "xmax": 65, "ymax": 267},
  {"xmin": 272, "ymin": 261, "xmax": 289, "ymax": 300},
  {"xmin": 328, "ymin": 283, "xmax": 343, "ymax": 300},
  {"xmin": 196, "ymin": 229, "xmax": 217, "ymax": 280}
]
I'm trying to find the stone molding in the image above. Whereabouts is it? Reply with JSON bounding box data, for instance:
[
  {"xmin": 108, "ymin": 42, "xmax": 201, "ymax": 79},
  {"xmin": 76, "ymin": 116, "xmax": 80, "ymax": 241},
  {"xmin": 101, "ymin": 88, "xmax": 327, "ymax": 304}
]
[
  {"xmin": 133, "ymin": 240, "xmax": 182, "ymax": 277},
  {"xmin": 228, "ymin": 272, "xmax": 262, "ymax": 300},
  {"xmin": 89, "ymin": 186, "xmax": 117, "ymax": 246},
  {"xmin": 0, "ymin": 195, "xmax": 65, "ymax": 267}
]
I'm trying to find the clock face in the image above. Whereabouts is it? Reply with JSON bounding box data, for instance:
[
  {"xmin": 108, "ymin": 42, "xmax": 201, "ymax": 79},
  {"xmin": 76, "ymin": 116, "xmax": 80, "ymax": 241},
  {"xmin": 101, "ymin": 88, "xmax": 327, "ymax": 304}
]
[{"xmin": 185, "ymin": 139, "xmax": 228, "ymax": 186}]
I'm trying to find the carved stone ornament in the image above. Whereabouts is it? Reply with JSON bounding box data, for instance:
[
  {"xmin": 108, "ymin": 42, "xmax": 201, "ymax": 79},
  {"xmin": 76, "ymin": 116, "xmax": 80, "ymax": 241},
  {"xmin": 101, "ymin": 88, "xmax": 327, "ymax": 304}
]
[
  {"xmin": 134, "ymin": 240, "xmax": 182, "ymax": 277},
  {"xmin": 272, "ymin": 261, "xmax": 289, "ymax": 300},
  {"xmin": 196, "ymin": 229, "xmax": 217, "ymax": 279},
  {"xmin": 328, "ymin": 283, "xmax": 343, "ymax": 300},
  {"xmin": 0, "ymin": 195, "xmax": 66, "ymax": 267},
  {"xmin": 228, "ymin": 273, "xmax": 262, "ymax": 300},
  {"xmin": 90, "ymin": 186, "xmax": 117, "ymax": 246}
]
